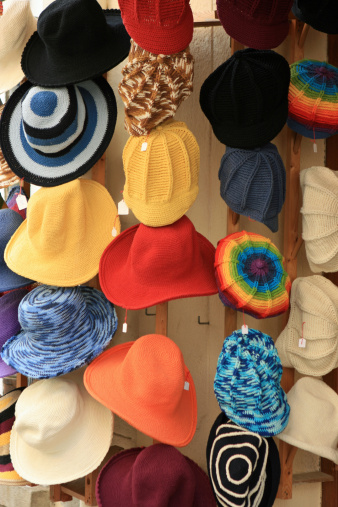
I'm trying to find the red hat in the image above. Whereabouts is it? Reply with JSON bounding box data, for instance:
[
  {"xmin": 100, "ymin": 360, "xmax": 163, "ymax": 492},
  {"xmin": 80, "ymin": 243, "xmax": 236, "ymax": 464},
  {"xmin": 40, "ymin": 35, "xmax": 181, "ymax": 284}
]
[
  {"xmin": 118, "ymin": 0, "xmax": 193, "ymax": 55},
  {"xmin": 99, "ymin": 215, "xmax": 218, "ymax": 310},
  {"xmin": 96, "ymin": 445, "xmax": 216, "ymax": 507}
]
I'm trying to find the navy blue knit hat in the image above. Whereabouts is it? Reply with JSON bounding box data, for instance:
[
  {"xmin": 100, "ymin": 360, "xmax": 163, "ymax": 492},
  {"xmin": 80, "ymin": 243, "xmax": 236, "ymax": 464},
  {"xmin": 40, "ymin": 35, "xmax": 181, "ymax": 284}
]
[
  {"xmin": 214, "ymin": 328, "xmax": 290, "ymax": 437},
  {"xmin": 292, "ymin": 0, "xmax": 338, "ymax": 35},
  {"xmin": 219, "ymin": 143, "xmax": 286, "ymax": 232}
]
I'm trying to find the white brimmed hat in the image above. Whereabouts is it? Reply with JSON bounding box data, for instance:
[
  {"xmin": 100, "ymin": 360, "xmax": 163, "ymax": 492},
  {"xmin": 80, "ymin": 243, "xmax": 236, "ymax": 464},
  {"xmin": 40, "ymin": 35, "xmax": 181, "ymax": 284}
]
[{"xmin": 10, "ymin": 368, "xmax": 113, "ymax": 485}]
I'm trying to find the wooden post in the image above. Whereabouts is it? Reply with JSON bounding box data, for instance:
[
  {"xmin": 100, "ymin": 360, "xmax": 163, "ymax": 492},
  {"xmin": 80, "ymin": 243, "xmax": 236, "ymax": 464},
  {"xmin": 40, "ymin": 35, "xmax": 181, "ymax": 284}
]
[{"xmin": 155, "ymin": 302, "xmax": 168, "ymax": 336}]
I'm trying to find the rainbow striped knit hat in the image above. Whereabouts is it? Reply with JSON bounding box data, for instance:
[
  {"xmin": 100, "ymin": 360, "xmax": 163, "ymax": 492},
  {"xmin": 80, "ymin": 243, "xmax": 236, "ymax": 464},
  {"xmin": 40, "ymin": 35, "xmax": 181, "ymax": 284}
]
[
  {"xmin": 288, "ymin": 59, "xmax": 338, "ymax": 140},
  {"xmin": 215, "ymin": 231, "xmax": 291, "ymax": 319}
]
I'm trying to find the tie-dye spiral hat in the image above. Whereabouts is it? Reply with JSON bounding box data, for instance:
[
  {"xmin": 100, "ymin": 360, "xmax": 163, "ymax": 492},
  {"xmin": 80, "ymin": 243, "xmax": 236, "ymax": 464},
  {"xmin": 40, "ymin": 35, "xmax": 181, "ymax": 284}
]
[{"xmin": 215, "ymin": 231, "xmax": 291, "ymax": 319}]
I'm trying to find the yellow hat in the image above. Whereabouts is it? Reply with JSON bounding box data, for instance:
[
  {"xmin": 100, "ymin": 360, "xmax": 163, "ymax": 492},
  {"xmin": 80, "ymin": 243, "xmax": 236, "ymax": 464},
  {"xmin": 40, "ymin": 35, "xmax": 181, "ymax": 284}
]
[
  {"xmin": 5, "ymin": 179, "xmax": 120, "ymax": 286},
  {"xmin": 123, "ymin": 121, "xmax": 200, "ymax": 227}
]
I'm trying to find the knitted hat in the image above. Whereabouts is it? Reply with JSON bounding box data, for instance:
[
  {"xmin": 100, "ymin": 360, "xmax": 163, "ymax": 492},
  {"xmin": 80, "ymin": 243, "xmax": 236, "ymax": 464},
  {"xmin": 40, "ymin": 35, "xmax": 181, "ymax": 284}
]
[
  {"xmin": 278, "ymin": 377, "xmax": 338, "ymax": 464},
  {"xmin": 214, "ymin": 328, "xmax": 290, "ymax": 437},
  {"xmin": 206, "ymin": 412, "xmax": 280, "ymax": 507},
  {"xmin": 0, "ymin": 388, "xmax": 27, "ymax": 485},
  {"xmin": 1, "ymin": 285, "xmax": 118, "ymax": 379},
  {"xmin": 0, "ymin": 105, "xmax": 20, "ymax": 189},
  {"xmin": 292, "ymin": 0, "xmax": 338, "ymax": 35},
  {"xmin": 0, "ymin": 289, "xmax": 28, "ymax": 378},
  {"xmin": 0, "ymin": 0, "xmax": 36, "ymax": 94},
  {"xmin": 21, "ymin": 0, "xmax": 130, "ymax": 87},
  {"xmin": 84, "ymin": 334, "xmax": 197, "ymax": 447},
  {"xmin": 0, "ymin": 209, "xmax": 34, "ymax": 291},
  {"xmin": 0, "ymin": 78, "xmax": 117, "ymax": 187},
  {"xmin": 99, "ymin": 216, "xmax": 218, "ymax": 310},
  {"xmin": 123, "ymin": 121, "xmax": 199, "ymax": 227},
  {"xmin": 118, "ymin": 41, "xmax": 194, "ymax": 136},
  {"xmin": 5, "ymin": 179, "xmax": 120, "ymax": 287},
  {"xmin": 275, "ymin": 276, "xmax": 338, "ymax": 376},
  {"xmin": 118, "ymin": 0, "xmax": 193, "ymax": 55},
  {"xmin": 219, "ymin": 144, "xmax": 286, "ymax": 233},
  {"xmin": 215, "ymin": 231, "xmax": 291, "ymax": 319},
  {"xmin": 200, "ymin": 49, "xmax": 290, "ymax": 149},
  {"xmin": 10, "ymin": 368, "xmax": 113, "ymax": 485},
  {"xmin": 300, "ymin": 166, "xmax": 338, "ymax": 273},
  {"xmin": 5, "ymin": 185, "xmax": 28, "ymax": 220},
  {"xmin": 216, "ymin": 0, "xmax": 293, "ymax": 50},
  {"xmin": 288, "ymin": 60, "xmax": 338, "ymax": 139},
  {"xmin": 96, "ymin": 445, "xmax": 216, "ymax": 507}
]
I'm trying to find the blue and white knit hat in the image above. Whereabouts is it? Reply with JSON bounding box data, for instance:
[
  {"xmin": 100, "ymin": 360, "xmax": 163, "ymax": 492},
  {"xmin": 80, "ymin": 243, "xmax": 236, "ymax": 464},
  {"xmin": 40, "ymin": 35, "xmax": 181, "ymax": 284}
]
[
  {"xmin": 0, "ymin": 77, "xmax": 117, "ymax": 187},
  {"xmin": 1, "ymin": 285, "xmax": 118, "ymax": 378},
  {"xmin": 214, "ymin": 328, "xmax": 290, "ymax": 437}
]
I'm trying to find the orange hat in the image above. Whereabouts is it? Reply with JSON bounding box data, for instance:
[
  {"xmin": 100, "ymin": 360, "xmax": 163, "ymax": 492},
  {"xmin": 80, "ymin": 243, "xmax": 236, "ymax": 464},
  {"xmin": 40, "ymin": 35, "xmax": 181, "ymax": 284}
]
[{"xmin": 84, "ymin": 334, "xmax": 197, "ymax": 447}]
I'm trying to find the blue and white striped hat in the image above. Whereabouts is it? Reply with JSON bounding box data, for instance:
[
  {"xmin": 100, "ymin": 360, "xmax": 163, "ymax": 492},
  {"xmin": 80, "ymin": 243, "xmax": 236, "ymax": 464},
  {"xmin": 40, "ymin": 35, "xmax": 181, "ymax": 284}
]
[
  {"xmin": 0, "ymin": 77, "xmax": 117, "ymax": 187},
  {"xmin": 214, "ymin": 328, "xmax": 290, "ymax": 437},
  {"xmin": 1, "ymin": 285, "xmax": 118, "ymax": 378}
]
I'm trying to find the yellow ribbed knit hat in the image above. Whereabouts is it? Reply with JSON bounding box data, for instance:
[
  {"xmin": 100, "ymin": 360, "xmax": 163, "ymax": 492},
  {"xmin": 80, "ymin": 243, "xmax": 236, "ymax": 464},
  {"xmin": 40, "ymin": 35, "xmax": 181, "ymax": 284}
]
[{"xmin": 123, "ymin": 121, "xmax": 200, "ymax": 227}]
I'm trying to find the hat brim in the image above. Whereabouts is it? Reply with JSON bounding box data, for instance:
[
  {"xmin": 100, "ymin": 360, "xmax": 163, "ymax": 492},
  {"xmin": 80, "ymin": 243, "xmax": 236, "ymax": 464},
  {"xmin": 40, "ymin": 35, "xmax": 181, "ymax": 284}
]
[
  {"xmin": 0, "ymin": 77, "xmax": 117, "ymax": 187},
  {"xmin": 0, "ymin": 359, "xmax": 16, "ymax": 378},
  {"xmin": 1, "ymin": 288, "xmax": 118, "ymax": 379},
  {"xmin": 0, "ymin": 266, "xmax": 33, "ymax": 293},
  {"xmin": 84, "ymin": 343, "xmax": 197, "ymax": 447},
  {"xmin": 99, "ymin": 224, "xmax": 218, "ymax": 310},
  {"xmin": 10, "ymin": 369, "xmax": 113, "ymax": 485},
  {"xmin": 21, "ymin": 10, "xmax": 130, "ymax": 87}
]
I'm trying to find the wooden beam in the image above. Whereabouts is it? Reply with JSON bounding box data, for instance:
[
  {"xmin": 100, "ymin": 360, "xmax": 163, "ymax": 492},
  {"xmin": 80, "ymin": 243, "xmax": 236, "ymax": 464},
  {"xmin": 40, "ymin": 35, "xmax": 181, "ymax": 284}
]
[{"xmin": 155, "ymin": 302, "xmax": 168, "ymax": 336}]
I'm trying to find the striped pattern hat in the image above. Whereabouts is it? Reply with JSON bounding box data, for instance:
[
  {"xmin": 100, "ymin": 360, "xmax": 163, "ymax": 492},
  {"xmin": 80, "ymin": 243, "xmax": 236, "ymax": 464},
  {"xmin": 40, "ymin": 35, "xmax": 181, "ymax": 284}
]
[
  {"xmin": 214, "ymin": 328, "xmax": 290, "ymax": 437},
  {"xmin": 0, "ymin": 104, "xmax": 20, "ymax": 189},
  {"xmin": 288, "ymin": 59, "xmax": 338, "ymax": 139},
  {"xmin": 215, "ymin": 231, "xmax": 291, "ymax": 319},
  {"xmin": 0, "ymin": 388, "xmax": 27, "ymax": 485},
  {"xmin": 1, "ymin": 285, "xmax": 118, "ymax": 379}
]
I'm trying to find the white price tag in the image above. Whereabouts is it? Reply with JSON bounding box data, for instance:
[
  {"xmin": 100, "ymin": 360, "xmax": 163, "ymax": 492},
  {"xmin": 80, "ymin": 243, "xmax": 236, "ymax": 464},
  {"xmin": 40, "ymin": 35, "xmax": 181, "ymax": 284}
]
[
  {"xmin": 118, "ymin": 200, "xmax": 129, "ymax": 215},
  {"xmin": 184, "ymin": 381, "xmax": 190, "ymax": 391},
  {"xmin": 122, "ymin": 322, "xmax": 128, "ymax": 333},
  {"xmin": 141, "ymin": 142, "xmax": 148, "ymax": 152},
  {"xmin": 298, "ymin": 338, "xmax": 306, "ymax": 348},
  {"xmin": 16, "ymin": 194, "xmax": 28, "ymax": 210},
  {"xmin": 112, "ymin": 227, "xmax": 117, "ymax": 237},
  {"xmin": 313, "ymin": 143, "xmax": 317, "ymax": 153},
  {"xmin": 242, "ymin": 325, "xmax": 248, "ymax": 335}
]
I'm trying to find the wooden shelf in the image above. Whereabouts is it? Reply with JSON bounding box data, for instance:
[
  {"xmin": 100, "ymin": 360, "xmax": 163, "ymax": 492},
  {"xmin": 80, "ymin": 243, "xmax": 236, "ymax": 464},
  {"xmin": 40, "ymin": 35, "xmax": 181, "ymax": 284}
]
[
  {"xmin": 193, "ymin": 11, "xmax": 220, "ymax": 27},
  {"xmin": 293, "ymin": 472, "xmax": 334, "ymax": 484}
]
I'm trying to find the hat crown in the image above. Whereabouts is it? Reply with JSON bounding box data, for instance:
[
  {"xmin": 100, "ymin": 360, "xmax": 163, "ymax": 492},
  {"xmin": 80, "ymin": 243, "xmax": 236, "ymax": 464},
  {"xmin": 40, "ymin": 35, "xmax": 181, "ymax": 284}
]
[
  {"xmin": 0, "ymin": 0, "xmax": 35, "ymax": 55},
  {"xmin": 219, "ymin": 0, "xmax": 292, "ymax": 21},
  {"xmin": 121, "ymin": 0, "xmax": 188, "ymax": 28}
]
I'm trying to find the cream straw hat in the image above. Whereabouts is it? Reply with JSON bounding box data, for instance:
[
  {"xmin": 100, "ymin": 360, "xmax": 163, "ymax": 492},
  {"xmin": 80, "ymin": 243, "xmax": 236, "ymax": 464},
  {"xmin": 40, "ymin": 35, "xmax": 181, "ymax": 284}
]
[
  {"xmin": 300, "ymin": 166, "xmax": 338, "ymax": 273},
  {"xmin": 278, "ymin": 377, "xmax": 338, "ymax": 464},
  {"xmin": 275, "ymin": 276, "xmax": 338, "ymax": 376},
  {"xmin": 0, "ymin": 0, "xmax": 37, "ymax": 94},
  {"xmin": 10, "ymin": 368, "xmax": 113, "ymax": 485}
]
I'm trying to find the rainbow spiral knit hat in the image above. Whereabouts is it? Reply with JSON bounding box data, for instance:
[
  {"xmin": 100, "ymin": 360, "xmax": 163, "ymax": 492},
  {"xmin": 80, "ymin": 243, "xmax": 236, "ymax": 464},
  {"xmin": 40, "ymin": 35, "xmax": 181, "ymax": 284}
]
[
  {"xmin": 288, "ymin": 59, "xmax": 338, "ymax": 140},
  {"xmin": 215, "ymin": 231, "xmax": 291, "ymax": 319}
]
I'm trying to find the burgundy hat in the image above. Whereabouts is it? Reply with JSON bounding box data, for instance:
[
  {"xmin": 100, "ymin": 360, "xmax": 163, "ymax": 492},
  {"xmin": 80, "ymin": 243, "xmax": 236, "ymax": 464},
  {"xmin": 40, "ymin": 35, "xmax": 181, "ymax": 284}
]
[
  {"xmin": 216, "ymin": 0, "xmax": 293, "ymax": 50},
  {"xmin": 96, "ymin": 445, "xmax": 216, "ymax": 507}
]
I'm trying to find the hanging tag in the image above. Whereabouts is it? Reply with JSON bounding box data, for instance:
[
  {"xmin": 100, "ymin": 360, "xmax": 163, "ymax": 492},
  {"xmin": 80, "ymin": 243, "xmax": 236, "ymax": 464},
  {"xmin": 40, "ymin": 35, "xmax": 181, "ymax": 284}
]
[
  {"xmin": 298, "ymin": 338, "xmax": 306, "ymax": 348},
  {"xmin": 241, "ymin": 324, "xmax": 248, "ymax": 335},
  {"xmin": 184, "ymin": 381, "xmax": 190, "ymax": 391},
  {"xmin": 112, "ymin": 227, "xmax": 117, "ymax": 237},
  {"xmin": 118, "ymin": 199, "xmax": 129, "ymax": 215},
  {"xmin": 16, "ymin": 194, "xmax": 28, "ymax": 210},
  {"xmin": 313, "ymin": 143, "xmax": 317, "ymax": 153},
  {"xmin": 122, "ymin": 322, "xmax": 128, "ymax": 333},
  {"xmin": 141, "ymin": 142, "xmax": 148, "ymax": 152}
]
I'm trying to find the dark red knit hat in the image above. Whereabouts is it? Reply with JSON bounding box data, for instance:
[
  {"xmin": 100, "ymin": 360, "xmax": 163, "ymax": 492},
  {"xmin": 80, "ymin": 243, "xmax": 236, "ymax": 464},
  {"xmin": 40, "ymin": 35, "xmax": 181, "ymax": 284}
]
[
  {"xmin": 117, "ymin": 0, "xmax": 193, "ymax": 55},
  {"xmin": 216, "ymin": 0, "xmax": 293, "ymax": 50}
]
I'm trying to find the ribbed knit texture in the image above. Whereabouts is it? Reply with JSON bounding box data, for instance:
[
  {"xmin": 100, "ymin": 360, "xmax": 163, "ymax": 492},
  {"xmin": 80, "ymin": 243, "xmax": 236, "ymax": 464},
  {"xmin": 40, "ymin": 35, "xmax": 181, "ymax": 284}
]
[
  {"xmin": 1, "ymin": 285, "xmax": 118, "ymax": 379},
  {"xmin": 288, "ymin": 60, "xmax": 338, "ymax": 139},
  {"xmin": 0, "ymin": 105, "xmax": 19, "ymax": 188},
  {"xmin": 215, "ymin": 231, "xmax": 291, "ymax": 319},
  {"xmin": 219, "ymin": 143, "xmax": 286, "ymax": 233},
  {"xmin": 214, "ymin": 329, "xmax": 290, "ymax": 437},
  {"xmin": 119, "ymin": 41, "xmax": 194, "ymax": 136},
  {"xmin": 300, "ymin": 166, "xmax": 338, "ymax": 273},
  {"xmin": 292, "ymin": 0, "xmax": 338, "ymax": 35},
  {"xmin": 216, "ymin": 0, "xmax": 293, "ymax": 50},
  {"xmin": 200, "ymin": 49, "xmax": 290, "ymax": 149},
  {"xmin": 123, "ymin": 121, "xmax": 199, "ymax": 227}
]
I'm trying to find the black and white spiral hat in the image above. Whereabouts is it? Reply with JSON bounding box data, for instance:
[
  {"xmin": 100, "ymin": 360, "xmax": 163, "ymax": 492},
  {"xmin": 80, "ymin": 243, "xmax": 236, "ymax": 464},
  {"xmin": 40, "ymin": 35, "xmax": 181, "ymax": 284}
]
[{"xmin": 206, "ymin": 413, "xmax": 280, "ymax": 507}]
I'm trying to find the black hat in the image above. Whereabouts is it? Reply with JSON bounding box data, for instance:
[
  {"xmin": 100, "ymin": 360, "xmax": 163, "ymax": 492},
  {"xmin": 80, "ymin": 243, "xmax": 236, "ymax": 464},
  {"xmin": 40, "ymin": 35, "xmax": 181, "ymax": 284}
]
[
  {"xmin": 292, "ymin": 0, "xmax": 338, "ymax": 34},
  {"xmin": 199, "ymin": 48, "xmax": 290, "ymax": 149},
  {"xmin": 21, "ymin": 0, "xmax": 131, "ymax": 87},
  {"xmin": 206, "ymin": 412, "xmax": 281, "ymax": 507}
]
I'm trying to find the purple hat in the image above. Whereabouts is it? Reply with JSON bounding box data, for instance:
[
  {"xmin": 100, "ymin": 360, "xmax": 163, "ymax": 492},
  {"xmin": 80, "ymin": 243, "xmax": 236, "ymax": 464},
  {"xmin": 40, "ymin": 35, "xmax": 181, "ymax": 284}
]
[
  {"xmin": 96, "ymin": 445, "xmax": 216, "ymax": 507},
  {"xmin": 0, "ymin": 289, "xmax": 28, "ymax": 377}
]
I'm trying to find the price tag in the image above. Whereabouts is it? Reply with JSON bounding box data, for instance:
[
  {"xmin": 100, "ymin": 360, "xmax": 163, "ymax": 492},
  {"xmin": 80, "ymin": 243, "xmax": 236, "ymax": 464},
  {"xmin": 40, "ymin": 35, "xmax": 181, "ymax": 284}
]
[
  {"xmin": 118, "ymin": 200, "xmax": 129, "ymax": 215},
  {"xmin": 313, "ymin": 143, "xmax": 317, "ymax": 153},
  {"xmin": 122, "ymin": 322, "xmax": 127, "ymax": 333},
  {"xmin": 16, "ymin": 194, "xmax": 28, "ymax": 210},
  {"xmin": 112, "ymin": 227, "xmax": 117, "ymax": 237},
  {"xmin": 242, "ymin": 325, "xmax": 248, "ymax": 335},
  {"xmin": 141, "ymin": 142, "xmax": 148, "ymax": 152},
  {"xmin": 184, "ymin": 381, "xmax": 190, "ymax": 391},
  {"xmin": 298, "ymin": 338, "xmax": 306, "ymax": 348}
]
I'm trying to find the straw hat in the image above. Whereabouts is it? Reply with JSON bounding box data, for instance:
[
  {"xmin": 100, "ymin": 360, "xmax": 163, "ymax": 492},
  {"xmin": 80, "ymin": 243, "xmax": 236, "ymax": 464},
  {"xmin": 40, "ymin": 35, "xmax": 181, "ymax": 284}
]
[
  {"xmin": 300, "ymin": 166, "xmax": 338, "ymax": 273},
  {"xmin": 0, "ymin": 0, "xmax": 36, "ymax": 94},
  {"xmin": 278, "ymin": 377, "xmax": 338, "ymax": 464},
  {"xmin": 275, "ymin": 276, "xmax": 338, "ymax": 376},
  {"xmin": 4, "ymin": 179, "xmax": 120, "ymax": 286},
  {"xmin": 10, "ymin": 368, "xmax": 113, "ymax": 485},
  {"xmin": 0, "ymin": 105, "xmax": 20, "ymax": 189}
]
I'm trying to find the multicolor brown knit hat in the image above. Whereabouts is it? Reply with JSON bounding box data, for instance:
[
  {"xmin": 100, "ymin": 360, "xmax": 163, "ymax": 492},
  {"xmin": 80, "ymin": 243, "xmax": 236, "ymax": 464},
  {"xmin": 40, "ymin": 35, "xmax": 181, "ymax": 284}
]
[
  {"xmin": 118, "ymin": 40, "xmax": 194, "ymax": 137},
  {"xmin": 0, "ymin": 105, "xmax": 20, "ymax": 189}
]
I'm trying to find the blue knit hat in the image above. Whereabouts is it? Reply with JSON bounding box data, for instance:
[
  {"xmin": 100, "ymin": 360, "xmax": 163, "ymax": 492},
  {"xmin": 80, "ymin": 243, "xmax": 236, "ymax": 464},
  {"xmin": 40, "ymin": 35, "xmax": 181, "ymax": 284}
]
[
  {"xmin": 0, "ymin": 209, "xmax": 34, "ymax": 291},
  {"xmin": 214, "ymin": 328, "xmax": 290, "ymax": 437},
  {"xmin": 1, "ymin": 285, "xmax": 118, "ymax": 378},
  {"xmin": 219, "ymin": 144, "xmax": 286, "ymax": 233}
]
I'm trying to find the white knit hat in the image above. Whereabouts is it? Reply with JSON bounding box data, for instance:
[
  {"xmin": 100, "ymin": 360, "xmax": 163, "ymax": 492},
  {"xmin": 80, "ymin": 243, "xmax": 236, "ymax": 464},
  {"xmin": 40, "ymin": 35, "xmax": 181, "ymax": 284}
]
[
  {"xmin": 275, "ymin": 275, "xmax": 338, "ymax": 376},
  {"xmin": 278, "ymin": 377, "xmax": 338, "ymax": 464},
  {"xmin": 300, "ymin": 166, "xmax": 338, "ymax": 273},
  {"xmin": 0, "ymin": 0, "xmax": 37, "ymax": 94},
  {"xmin": 10, "ymin": 368, "xmax": 113, "ymax": 485}
]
